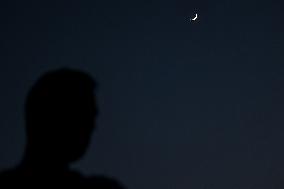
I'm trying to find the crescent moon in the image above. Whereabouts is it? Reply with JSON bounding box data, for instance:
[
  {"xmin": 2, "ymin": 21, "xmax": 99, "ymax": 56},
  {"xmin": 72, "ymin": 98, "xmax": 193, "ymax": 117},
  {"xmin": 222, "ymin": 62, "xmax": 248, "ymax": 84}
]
[{"xmin": 191, "ymin": 13, "xmax": 198, "ymax": 21}]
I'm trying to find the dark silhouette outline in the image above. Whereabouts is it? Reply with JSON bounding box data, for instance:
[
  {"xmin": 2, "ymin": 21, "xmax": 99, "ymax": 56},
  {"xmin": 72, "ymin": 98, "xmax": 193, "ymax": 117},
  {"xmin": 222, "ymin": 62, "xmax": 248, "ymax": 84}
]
[{"xmin": 0, "ymin": 68, "xmax": 125, "ymax": 188}]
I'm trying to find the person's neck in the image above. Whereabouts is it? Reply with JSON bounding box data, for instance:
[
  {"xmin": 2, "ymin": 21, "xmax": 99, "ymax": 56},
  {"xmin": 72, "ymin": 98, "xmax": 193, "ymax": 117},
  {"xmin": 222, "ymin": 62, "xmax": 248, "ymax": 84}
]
[{"xmin": 20, "ymin": 149, "xmax": 69, "ymax": 173}]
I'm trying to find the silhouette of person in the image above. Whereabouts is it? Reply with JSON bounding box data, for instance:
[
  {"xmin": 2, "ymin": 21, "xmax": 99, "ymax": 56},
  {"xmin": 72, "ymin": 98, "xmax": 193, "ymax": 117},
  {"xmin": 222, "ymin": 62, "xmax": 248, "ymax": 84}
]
[{"xmin": 0, "ymin": 68, "xmax": 125, "ymax": 188}]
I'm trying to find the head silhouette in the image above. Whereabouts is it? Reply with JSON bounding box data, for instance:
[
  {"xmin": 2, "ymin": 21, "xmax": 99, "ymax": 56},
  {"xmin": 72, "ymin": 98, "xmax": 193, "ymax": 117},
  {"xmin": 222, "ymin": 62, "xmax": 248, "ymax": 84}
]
[{"xmin": 23, "ymin": 68, "xmax": 98, "ymax": 168}]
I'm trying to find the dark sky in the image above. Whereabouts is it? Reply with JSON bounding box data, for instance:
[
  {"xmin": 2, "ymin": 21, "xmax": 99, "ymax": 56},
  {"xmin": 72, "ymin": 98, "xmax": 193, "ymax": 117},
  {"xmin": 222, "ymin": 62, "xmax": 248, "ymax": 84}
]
[{"xmin": 1, "ymin": 0, "xmax": 284, "ymax": 188}]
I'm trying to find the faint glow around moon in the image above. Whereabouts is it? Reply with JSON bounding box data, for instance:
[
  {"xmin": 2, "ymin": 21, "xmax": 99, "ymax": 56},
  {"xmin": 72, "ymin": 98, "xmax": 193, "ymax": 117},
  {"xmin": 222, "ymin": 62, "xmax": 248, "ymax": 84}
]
[{"xmin": 190, "ymin": 13, "xmax": 198, "ymax": 21}]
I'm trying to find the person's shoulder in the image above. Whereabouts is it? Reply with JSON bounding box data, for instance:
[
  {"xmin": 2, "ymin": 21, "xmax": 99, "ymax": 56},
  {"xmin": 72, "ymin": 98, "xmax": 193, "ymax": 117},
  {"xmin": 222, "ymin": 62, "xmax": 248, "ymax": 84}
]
[
  {"xmin": 0, "ymin": 169, "xmax": 17, "ymax": 178},
  {"xmin": 86, "ymin": 175, "xmax": 126, "ymax": 189}
]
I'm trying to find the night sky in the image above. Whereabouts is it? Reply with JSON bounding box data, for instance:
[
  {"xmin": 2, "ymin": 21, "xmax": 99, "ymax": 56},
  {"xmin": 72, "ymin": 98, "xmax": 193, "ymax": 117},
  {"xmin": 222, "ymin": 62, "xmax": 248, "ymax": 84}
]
[{"xmin": 1, "ymin": 0, "xmax": 284, "ymax": 188}]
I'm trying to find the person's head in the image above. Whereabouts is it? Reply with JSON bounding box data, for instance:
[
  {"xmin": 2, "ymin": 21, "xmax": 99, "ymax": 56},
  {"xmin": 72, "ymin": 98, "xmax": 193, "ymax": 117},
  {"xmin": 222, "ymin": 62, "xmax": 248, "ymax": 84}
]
[{"xmin": 24, "ymin": 68, "xmax": 98, "ymax": 165}]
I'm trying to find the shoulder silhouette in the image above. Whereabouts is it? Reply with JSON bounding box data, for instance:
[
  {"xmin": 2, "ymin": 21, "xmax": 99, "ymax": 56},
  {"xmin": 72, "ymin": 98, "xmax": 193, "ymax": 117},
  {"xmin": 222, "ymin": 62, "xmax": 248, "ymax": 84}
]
[{"xmin": 0, "ymin": 68, "xmax": 125, "ymax": 188}]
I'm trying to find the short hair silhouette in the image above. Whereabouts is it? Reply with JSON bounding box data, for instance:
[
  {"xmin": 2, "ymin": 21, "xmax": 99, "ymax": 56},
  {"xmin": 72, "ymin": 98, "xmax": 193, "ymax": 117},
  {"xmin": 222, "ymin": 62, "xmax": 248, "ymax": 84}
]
[
  {"xmin": 24, "ymin": 68, "xmax": 98, "ymax": 165},
  {"xmin": 0, "ymin": 68, "xmax": 125, "ymax": 188}
]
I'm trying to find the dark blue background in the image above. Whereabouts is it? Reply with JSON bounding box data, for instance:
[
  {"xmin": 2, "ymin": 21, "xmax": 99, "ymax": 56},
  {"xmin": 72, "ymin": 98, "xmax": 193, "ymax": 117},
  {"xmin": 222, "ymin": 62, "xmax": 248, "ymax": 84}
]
[{"xmin": 1, "ymin": 0, "xmax": 284, "ymax": 188}]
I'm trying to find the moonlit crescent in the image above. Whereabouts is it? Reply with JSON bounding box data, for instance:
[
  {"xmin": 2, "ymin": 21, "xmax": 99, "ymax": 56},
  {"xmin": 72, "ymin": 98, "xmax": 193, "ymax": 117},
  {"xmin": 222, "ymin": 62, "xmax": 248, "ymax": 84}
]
[{"xmin": 191, "ymin": 14, "xmax": 198, "ymax": 21}]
